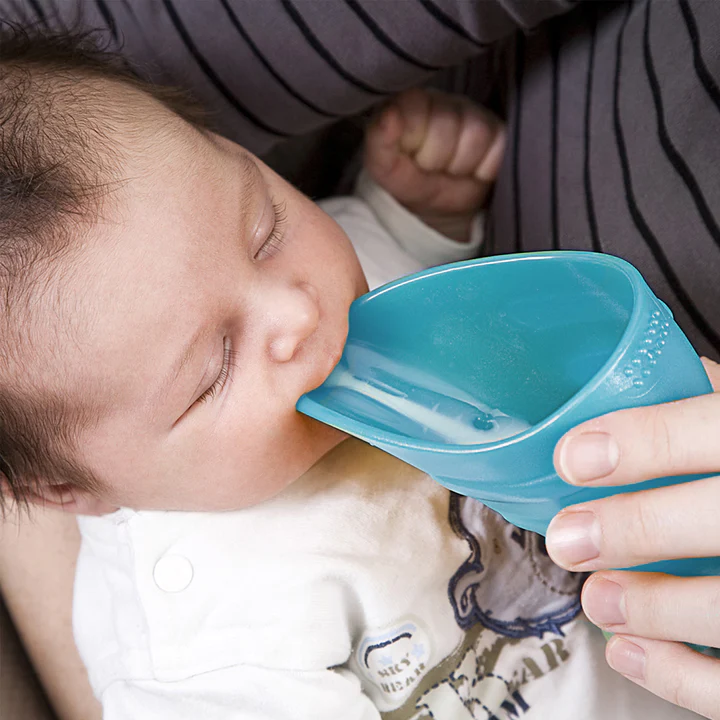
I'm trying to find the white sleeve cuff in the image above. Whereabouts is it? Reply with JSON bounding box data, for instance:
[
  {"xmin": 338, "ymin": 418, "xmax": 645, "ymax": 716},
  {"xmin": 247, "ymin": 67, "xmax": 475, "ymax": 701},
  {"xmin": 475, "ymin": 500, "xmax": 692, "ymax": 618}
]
[{"xmin": 355, "ymin": 169, "xmax": 484, "ymax": 269}]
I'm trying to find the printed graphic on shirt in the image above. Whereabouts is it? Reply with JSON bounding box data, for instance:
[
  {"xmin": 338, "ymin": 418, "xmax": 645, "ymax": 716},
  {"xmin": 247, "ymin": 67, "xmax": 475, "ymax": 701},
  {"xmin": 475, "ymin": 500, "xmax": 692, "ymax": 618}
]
[
  {"xmin": 357, "ymin": 620, "xmax": 432, "ymax": 706},
  {"xmin": 377, "ymin": 497, "xmax": 584, "ymax": 718},
  {"xmin": 448, "ymin": 496, "xmax": 584, "ymax": 638},
  {"xmin": 386, "ymin": 619, "xmax": 574, "ymax": 720}
]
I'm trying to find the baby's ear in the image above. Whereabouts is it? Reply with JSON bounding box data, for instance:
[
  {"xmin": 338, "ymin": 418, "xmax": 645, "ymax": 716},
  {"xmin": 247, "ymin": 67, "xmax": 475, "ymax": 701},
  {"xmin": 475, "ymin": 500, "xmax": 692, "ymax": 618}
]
[{"xmin": 23, "ymin": 482, "xmax": 118, "ymax": 516}]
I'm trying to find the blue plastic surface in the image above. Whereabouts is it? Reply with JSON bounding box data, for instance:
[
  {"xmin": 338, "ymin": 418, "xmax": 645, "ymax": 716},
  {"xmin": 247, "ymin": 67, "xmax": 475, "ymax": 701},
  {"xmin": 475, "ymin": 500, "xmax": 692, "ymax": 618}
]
[{"xmin": 298, "ymin": 252, "xmax": 719, "ymax": 576}]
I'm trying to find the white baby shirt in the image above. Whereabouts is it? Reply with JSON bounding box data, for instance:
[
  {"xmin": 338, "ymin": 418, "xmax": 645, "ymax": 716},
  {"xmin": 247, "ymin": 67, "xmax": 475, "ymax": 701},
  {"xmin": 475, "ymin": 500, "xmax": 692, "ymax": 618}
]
[{"xmin": 74, "ymin": 177, "xmax": 697, "ymax": 719}]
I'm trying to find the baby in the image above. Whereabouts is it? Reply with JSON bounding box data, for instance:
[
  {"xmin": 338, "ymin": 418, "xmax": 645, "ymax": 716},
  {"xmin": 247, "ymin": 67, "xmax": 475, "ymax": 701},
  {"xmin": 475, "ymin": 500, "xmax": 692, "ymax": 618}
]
[{"xmin": 0, "ymin": 28, "xmax": 694, "ymax": 720}]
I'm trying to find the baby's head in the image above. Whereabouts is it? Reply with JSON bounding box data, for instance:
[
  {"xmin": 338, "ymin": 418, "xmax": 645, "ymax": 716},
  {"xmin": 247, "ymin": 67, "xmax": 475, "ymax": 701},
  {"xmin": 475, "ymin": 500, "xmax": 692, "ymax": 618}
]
[{"xmin": 0, "ymin": 26, "xmax": 367, "ymax": 514}]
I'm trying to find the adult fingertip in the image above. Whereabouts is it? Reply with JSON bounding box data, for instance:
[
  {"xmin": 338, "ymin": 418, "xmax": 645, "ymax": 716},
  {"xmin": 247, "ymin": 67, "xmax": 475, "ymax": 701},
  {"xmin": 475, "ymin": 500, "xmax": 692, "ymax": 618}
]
[
  {"xmin": 555, "ymin": 431, "xmax": 620, "ymax": 485},
  {"xmin": 546, "ymin": 510, "xmax": 601, "ymax": 569},
  {"xmin": 581, "ymin": 575, "xmax": 626, "ymax": 627},
  {"xmin": 606, "ymin": 636, "xmax": 646, "ymax": 681}
]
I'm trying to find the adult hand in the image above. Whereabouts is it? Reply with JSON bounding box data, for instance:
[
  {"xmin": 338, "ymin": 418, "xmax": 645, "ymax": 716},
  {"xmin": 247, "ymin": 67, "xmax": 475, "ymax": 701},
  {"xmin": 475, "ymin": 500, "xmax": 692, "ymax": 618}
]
[{"xmin": 546, "ymin": 357, "xmax": 720, "ymax": 719}]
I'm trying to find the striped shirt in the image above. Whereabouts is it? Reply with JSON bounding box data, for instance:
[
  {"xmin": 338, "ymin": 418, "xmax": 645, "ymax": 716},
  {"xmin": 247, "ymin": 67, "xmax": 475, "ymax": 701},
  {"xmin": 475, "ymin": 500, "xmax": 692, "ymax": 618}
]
[{"xmin": 3, "ymin": 0, "xmax": 720, "ymax": 358}]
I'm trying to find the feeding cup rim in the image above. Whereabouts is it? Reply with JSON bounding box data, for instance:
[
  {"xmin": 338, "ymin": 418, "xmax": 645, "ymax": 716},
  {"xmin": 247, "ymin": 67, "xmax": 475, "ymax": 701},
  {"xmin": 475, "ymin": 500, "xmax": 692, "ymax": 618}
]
[{"xmin": 300, "ymin": 251, "xmax": 649, "ymax": 454}]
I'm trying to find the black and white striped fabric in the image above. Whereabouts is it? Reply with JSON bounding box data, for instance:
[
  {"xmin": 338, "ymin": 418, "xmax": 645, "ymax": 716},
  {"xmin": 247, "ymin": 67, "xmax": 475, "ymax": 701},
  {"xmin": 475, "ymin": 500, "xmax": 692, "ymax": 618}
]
[
  {"xmin": 490, "ymin": 1, "xmax": 720, "ymax": 362},
  {"xmin": 3, "ymin": 0, "xmax": 720, "ymax": 359}
]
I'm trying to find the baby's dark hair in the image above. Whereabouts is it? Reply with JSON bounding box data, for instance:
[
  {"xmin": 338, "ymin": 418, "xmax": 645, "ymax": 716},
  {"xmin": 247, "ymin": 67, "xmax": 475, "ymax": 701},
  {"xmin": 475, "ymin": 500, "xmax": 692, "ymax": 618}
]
[{"xmin": 0, "ymin": 24, "xmax": 208, "ymax": 510}]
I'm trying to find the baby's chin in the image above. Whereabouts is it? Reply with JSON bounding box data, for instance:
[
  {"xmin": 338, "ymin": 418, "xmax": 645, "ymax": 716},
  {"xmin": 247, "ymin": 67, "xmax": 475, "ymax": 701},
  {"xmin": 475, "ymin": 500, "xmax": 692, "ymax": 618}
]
[{"xmin": 284, "ymin": 414, "xmax": 347, "ymax": 478}]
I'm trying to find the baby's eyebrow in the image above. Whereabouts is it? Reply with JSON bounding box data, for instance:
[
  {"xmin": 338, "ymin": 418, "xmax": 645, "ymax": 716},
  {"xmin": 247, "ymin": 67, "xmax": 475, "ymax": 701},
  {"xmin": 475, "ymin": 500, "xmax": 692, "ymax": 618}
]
[
  {"xmin": 167, "ymin": 325, "xmax": 209, "ymax": 397},
  {"xmin": 203, "ymin": 137, "xmax": 260, "ymax": 223},
  {"xmin": 236, "ymin": 151, "xmax": 262, "ymax": 225},
  {"xmin": 155, "ymin": 322, "xmax": 214, "ymax": 419}
]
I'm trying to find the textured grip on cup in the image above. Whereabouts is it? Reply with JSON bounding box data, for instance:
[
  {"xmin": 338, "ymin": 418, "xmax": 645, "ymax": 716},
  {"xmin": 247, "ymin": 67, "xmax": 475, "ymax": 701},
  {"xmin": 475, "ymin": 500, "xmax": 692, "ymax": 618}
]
[{"xmin": 614, "ymin": 301, "xmax": 673, "ymax": 400}]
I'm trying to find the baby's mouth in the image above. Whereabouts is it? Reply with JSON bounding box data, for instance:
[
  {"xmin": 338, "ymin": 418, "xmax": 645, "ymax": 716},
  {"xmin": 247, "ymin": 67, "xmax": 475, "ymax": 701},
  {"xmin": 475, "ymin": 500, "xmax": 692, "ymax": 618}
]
[{"xmin": 303, "ymin": 328, "xmax": 346, "ymax": 397}]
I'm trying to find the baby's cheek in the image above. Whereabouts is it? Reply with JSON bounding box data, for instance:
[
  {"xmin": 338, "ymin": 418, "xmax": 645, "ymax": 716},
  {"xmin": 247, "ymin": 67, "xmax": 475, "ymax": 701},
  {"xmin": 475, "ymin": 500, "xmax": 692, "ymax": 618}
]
[{"xmin": 292, "ymin": 198, "xmax": 365, "ymax": 296}]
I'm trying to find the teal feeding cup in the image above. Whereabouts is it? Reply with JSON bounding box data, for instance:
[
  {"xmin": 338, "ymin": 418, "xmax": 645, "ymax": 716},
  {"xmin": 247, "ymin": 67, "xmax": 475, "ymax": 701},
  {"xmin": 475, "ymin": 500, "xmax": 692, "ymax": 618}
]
[{"xmin": 297, "ymin": 251, "xmax": 719, "ymax": 576}]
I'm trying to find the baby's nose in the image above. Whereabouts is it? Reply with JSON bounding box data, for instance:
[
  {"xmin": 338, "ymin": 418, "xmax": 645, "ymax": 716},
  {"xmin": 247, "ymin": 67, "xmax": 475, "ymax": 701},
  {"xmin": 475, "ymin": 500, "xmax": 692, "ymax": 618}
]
[{"xmin": 265, "ymin": 282, "xmax": 320, "ymax": 363}]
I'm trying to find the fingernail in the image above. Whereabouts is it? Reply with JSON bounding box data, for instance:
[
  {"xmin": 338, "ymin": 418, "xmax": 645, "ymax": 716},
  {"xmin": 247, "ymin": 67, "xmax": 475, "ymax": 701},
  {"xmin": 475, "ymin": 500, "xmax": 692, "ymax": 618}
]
[
  {"xmin": 546, "ymin": 511, "xmax": 601, "ymax": 567},
  {"xmin": 607, "ymin": 638, "xmax": 646, "ymax": 680},
  {"xmin": 583, "ymin": 577, "xmax": 626, "ymax": 626},
  {"xmin": 558, "ymin": 432, "xmax": 620, "ymax": 484}
]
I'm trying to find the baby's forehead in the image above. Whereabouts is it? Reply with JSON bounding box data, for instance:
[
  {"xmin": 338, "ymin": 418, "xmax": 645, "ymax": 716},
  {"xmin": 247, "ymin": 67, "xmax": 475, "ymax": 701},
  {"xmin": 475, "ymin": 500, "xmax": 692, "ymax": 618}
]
[
  {"xmin": 14, "ymin": 111, "xmax": 258, "ymax": 396},
  {"xmin": 2, "ymin": 245, "xmax": 101, "ymax": 387},
  {"xmin": 9, "ymin": 242, "xmax": 165, "ymax": 431},
  {"xmin": 40, "ymin": 153, "xmax": 227, "ymax": 382}
]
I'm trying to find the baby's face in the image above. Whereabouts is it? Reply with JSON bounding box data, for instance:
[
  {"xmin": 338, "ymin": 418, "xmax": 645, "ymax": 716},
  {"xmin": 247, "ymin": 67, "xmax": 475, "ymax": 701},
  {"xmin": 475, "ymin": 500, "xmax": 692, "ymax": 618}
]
[{"xmin": 44, "ymin": 100, "xmax": 367, "ymax": 512}]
